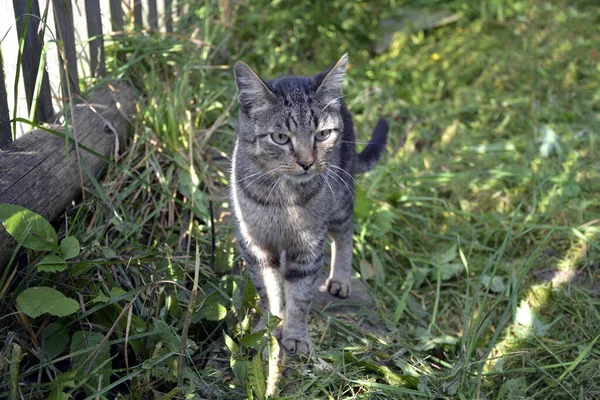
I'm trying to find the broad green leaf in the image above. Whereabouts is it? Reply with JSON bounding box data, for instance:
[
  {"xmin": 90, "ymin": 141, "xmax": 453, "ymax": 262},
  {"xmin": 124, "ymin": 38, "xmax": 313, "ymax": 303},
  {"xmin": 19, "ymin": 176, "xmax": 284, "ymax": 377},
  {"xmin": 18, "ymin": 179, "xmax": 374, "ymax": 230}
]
[
  {"xmin": 109, "ymin": 287, "xmax": 130, "ymax": 299},
  {"xmin": 481, "ymin": 275, "xmax": 506, "ymax": 293},
  {"xmin": 60, "ymin": 236, "xmax": 80, "ymax": 260},
  {"xmin": 91, "ymin": 294, "xmax": 110, "ymax": 304},
  {"xmin": 231, "ymin": 280, "xmax": 242, "ymax": 311},
  {"xmin": 37, "ymin": 255, "xmax": 67, "ymax": 272},
  {"xmin": 264, "ymin": 313, "xmax": 282, "ymax": 331},
  {"xmin": 223, "ymin": 332, "xmax": 239, "ymax": 353},
  {"xmin": 167, "ymin": 292, "xmax": 182, "ymax": 319},
  {"xmin": 496, "ymin": 376, "xmax": 527, "ymax": 399},
  {"xmin": 70, "ymin": 330, "xmax": 112, "ymax": 396},
  {"xmin": 47, "ymin": 391, "xmax": 71, "ymax": 400},
  {"xmin": 70, "ymin": 331, "xmax": 109, "ymax": 371},
  {"xmin": 42, "ymin": 322, "xmax": 69, "ymax": 360},
  {"xmin": 394, "ymin": 359, "xmax": 421, "ymax": 377},
  {"xmin": 240, "ymin": 331, "xmax": 265, "ymax": 348},
  {"xmin": 354, "ymin": 189, "xmax": 375, "ymax": 219},
  {"xmin": 178, "ymin": 167, "xmax": 209, "ymax": 218},
  {"xmin": 16, "ymin": 287, "xmax": 79, "ymax": 318},
  {"xmin": 438, "ymin": 263, "xmax": 463, "ymax": 281},
  {"xmin": 438, "ymin": 245, "xmax": 457, "ymax": 264},
  {"xmin": 412, "ymin": 266, "xmax": 430, "ymax": 288},
  {"xmin": 92, "ymin": 287, "xmax": 131, "ymax": 304},
  {"xmin": 0, "ymin": 204, "xmax": 57, "ymax": 251},
  {"xmin": 199, "ymin": 302, "xmax": 227, "ymax": 321},
  {"xmin": 102, "ymin": 247, "xmax": 117, "ymax": 259},
  {"xmin": 232, "ymin": 358, "xmax": 248, "ymax": 385},
  {"xmin": 153, "ymin": 319, "xmax": 180, "ymax": 353},
  {"xmin": 249, "ymin": 354, "xmax": 266, "ymax": 400},
  {"xmin": 243, "ymin": 277, "xmax": 257, "ymax": 309}
]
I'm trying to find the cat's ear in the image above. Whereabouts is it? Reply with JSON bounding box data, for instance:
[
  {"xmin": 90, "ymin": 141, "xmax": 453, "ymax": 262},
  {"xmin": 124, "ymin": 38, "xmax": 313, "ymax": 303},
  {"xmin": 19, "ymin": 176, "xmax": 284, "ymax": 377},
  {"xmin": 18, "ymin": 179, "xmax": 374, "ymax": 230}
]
[
  {"xmin": 315, "ymin": 53, "xmax": 348, "ymax": 107},
  {"xmin": 234, "ymin": 61, "xmax": 276, "ymax": 114}
]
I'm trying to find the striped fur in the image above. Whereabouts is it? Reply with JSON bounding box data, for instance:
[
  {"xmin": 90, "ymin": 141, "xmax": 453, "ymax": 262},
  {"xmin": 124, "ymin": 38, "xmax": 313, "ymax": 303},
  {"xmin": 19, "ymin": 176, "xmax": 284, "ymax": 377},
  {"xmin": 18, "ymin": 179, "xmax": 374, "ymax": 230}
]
[{"xmin": 230, "ymin": 54, "xmax": 388, "ymax": 353}]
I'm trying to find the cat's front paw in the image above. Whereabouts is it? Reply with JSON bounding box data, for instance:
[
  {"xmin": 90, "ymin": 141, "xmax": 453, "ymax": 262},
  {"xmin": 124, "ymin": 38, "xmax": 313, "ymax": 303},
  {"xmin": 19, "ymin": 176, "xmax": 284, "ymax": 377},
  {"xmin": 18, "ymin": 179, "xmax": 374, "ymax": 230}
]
[
  {"xmin": 326, "ymin": 278, "xmax": 351, "ymax": 298},
  {"xmin": 281, "ymin": 335, "xmax": 313, "ymax": 354}
]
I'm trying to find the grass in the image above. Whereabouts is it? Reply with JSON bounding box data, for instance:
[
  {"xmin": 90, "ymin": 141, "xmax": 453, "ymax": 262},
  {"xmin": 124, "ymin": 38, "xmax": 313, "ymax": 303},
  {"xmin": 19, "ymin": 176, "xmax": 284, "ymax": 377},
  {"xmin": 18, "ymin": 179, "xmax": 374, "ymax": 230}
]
[{"xmin": 1, "ymin": 0, "xmax": 599, "ymax": 398}]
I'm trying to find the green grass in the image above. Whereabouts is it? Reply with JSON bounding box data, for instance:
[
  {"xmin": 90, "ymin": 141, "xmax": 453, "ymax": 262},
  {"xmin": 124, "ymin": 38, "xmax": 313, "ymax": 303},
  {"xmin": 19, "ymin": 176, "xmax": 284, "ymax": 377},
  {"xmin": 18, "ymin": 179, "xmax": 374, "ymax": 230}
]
[{"xmin": 1, "ymin": 0, "xmax": 599, "ymax": 399}]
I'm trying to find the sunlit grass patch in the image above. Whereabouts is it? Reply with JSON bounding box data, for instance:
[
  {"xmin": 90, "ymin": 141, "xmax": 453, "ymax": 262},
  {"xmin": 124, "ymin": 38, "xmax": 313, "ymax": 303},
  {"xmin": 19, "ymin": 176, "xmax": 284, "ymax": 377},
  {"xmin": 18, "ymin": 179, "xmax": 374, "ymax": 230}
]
[{"xmin": 2, "ymin": 0, "xmax": 599, "ymax": 398}]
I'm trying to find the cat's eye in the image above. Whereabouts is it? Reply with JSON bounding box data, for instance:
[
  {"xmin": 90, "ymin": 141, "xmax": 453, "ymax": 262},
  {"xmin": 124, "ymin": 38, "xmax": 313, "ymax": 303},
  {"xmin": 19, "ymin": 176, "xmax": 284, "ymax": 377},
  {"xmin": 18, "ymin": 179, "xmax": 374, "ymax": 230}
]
[
  {"xmin": 271, "ymin": 133, "xmax": 290, "ymax": 145},
  {"xmin": 314, "ymin": 129, "xmax": 331, "ymax": 141}
]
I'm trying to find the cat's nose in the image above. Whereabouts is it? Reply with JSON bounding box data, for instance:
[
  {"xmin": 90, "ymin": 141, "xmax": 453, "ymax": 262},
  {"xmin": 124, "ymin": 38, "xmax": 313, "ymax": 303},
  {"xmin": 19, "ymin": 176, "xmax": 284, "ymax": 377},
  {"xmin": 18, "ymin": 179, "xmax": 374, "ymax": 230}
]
[{"xmin": 297, "ymin": 160, "xmax": 314, "ymax": 171}]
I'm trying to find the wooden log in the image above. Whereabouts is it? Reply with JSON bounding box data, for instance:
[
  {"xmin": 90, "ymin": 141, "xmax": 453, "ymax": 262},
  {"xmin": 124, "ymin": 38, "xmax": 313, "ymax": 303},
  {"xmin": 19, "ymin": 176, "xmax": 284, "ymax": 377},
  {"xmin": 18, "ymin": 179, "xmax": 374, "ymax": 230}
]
[
  {"xmin": 12, "ymin": 0, "xmax": 55, "ymax": 122},
  {"xmin": 0, "ymin": 55, "xmax": 11, "ymax": 147},
  {"xmin": 0, "ymin": 82, "xmax": 135, "ymax": 267}
]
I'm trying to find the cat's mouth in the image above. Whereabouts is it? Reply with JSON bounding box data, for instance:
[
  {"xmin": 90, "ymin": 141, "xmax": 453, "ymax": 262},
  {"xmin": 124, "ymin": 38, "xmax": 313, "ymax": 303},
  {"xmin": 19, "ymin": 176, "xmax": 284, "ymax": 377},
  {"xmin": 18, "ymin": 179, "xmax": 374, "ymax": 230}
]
[{"xmin": 288, "ymin": 171, "xmax": 317, "ymax": 182}]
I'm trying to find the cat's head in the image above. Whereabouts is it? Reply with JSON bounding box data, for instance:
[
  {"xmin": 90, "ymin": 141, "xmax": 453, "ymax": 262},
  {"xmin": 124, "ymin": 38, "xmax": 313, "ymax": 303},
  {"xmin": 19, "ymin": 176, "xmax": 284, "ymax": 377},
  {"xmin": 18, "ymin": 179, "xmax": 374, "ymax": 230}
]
[{"xmin": 234, "ymin": 54, "xmax": 348, "ymax": 181}]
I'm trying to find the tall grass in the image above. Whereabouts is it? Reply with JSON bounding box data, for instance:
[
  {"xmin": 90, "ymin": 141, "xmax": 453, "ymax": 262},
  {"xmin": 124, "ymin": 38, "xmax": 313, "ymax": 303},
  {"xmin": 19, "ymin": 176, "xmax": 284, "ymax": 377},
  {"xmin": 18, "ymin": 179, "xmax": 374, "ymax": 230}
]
[{"xmin": 1, "ymin": 0, "xmax": 599, "ymax": 399}]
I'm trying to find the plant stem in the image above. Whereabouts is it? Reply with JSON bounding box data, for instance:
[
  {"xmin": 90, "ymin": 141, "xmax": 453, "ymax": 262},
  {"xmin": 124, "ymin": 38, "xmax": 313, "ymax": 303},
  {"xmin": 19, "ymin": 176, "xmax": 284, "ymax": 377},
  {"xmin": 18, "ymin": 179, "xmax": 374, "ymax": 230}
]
[{"xmin": 10, "ymin": 343, "xmax": 21, "ymax": 400}]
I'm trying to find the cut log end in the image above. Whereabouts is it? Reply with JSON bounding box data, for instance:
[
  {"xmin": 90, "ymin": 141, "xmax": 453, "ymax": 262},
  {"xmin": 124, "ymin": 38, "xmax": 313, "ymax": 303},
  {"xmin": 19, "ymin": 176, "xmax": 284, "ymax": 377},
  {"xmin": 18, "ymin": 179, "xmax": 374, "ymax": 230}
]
[{"xmin": 0, "ymin": 82, "xmax": 136, "ymax": 267}]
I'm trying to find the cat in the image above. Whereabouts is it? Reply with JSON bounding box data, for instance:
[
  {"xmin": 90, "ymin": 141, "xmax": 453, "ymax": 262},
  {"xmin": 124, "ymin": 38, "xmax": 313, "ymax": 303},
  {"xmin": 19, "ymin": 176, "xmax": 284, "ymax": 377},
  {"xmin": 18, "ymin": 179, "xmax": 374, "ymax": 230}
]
[{"xmin": 230, "ymin": 54, "xmax": 388, "ymax": 354}]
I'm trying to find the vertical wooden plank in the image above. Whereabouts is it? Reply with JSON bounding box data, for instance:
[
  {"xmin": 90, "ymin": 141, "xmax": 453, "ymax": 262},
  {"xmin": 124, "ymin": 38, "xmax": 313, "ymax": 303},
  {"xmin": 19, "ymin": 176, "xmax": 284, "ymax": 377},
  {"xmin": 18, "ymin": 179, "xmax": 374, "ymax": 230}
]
[
  {"xmin": 219, "ymin": 0, "xmax": 231, "ymax": 29},
  {"xmin": 134, "ymin": 0, "xmax": 143, "ymax": 27},
  {"xmin": 0, "ymin": 56, "xmax": 12, "ymax": 147},
  {"xmin": 148, "ymin": 0, "xmax": 158, "ymax": 29},
  {"xmin": 109, "ymin": 0, "xmax": 124, "ymax": 31},
  {"xmin": 85, "ymin": 0, "xmax": 106, "ymax": 78},
  {"xmin": 176, "ymin": 0, "xmax": 183, "ymax": 18},
  {"xmin": 52, "ymin": 0, "xmax": 80, "ymax": 100},
  {"xmin": 164, "ymin": 0, "xmax": 173, "ymax": 33},
  {"xmin": 12, "ymin": 0, "xmax": 54, "ymax": 122}
]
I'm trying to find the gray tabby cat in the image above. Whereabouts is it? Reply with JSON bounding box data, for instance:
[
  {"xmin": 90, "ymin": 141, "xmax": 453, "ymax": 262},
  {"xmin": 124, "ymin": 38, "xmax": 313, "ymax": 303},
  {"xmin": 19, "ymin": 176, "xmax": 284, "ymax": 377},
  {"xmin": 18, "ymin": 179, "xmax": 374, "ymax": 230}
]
[{"xmin": 230, "ymin": 54, "xmax": 388, "ymax": 354}]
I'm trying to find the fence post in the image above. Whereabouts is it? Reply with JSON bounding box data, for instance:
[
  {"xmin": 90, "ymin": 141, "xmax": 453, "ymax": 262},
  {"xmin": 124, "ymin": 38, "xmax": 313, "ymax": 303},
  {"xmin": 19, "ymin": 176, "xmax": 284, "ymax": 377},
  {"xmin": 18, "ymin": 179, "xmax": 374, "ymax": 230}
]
[
  {"xmin": 85, "ymin": 0, "xmax": 106, "ymax": 78},
  {"xmin": 52, "ymin": 0, "xmax": 80, "ymax": 100},
  {"xmin": 134, "ymin": 0, "xmax": 143, "ymax": 27},
  {"xmin": 12, "ymin": 0, "xmax": 54, "ymax": 123},
  {"xmin": 0, "ymin": 57, "xmax": 11, "ymax": 147},
  {"xmin": 164, "ymin": 0, "xmax": 173, "ymax": 32},
  {"xmin": 109, "ymin": 0, "xmax": 124, "ymax": 31},
  {"xmin": 148, "ymin": 0, "xmax": 158, "ymax": 30}
]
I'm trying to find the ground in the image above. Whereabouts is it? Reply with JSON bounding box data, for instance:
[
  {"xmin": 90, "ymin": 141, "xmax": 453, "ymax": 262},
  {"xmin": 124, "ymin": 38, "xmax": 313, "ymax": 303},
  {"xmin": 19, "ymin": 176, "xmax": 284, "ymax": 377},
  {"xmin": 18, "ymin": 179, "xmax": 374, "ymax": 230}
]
[{"xmin": 1, "ymin": 1, "xmax": 599, "ymax": 399}]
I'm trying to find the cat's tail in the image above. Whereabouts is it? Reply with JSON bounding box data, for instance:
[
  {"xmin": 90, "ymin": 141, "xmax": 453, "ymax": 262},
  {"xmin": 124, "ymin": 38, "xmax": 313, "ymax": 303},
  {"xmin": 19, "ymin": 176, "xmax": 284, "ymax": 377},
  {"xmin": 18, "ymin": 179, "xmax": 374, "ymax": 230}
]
[{"xmin": 354, "ymin": 117, "xmax": 389, "ymax": 174}]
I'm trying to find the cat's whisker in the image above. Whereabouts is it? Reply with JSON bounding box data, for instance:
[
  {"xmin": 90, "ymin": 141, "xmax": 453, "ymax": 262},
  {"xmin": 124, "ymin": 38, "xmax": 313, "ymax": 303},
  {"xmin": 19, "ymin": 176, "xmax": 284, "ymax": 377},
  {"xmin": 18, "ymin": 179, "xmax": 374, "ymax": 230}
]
[
  {"xmin": 339, "ymin": 140, "xmax": 373, "ymax": 145},
  {"xmin": 236, "ymin": 169, "xmax": 271, "ymax": 183},
  {"xmin": 238, "ymin": 166, "xmax": 282, "ymax": 184},
  {"xmin": 326, "ymin": 169, "xmax": 354, "ymax": 202},
  {"xmin": 330, "ymin": 165, "xmax": 363, "ymax": 191},
  {"xmin": 241, "ymin": 167, "xmax": 282, "ymax": 191},
  {"xmin": 265, "ymin": 176, "xmax": 283, "ymax": 204},
  {"xmin": 321, "ymin": 174, "xmax": 337, "ymax": 202}
]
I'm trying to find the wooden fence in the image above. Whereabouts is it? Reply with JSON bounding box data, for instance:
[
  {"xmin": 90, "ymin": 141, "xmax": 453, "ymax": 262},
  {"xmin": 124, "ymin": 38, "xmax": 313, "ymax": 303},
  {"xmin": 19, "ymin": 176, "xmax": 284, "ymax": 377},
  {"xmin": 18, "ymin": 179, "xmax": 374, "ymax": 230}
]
[
  {"xmin": 0, "ymin": 0, "xmax": 181, "ymax": 266},
  {"xmin": 0, "ymin": 0, "xmax": 178, "ymax": 147}
]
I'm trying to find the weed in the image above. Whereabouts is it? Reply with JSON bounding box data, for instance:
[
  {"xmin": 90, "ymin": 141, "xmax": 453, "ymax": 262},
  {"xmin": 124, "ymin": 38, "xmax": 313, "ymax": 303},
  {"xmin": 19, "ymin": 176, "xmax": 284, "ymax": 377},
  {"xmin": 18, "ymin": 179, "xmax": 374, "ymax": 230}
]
[{"xmin": 1, "ymin": 0, "xmax": 599, "ymax": 399}]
